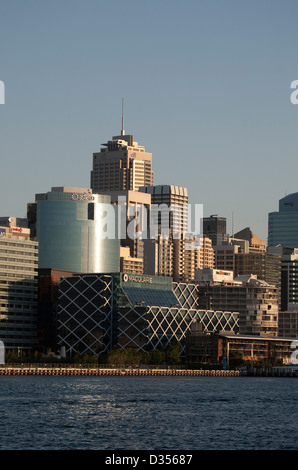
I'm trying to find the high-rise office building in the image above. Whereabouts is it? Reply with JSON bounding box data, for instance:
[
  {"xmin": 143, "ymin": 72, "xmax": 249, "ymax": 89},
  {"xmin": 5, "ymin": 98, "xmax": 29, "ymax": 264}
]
[
  {"xmin": 203, "ymin": 215, "xmax": 229, "ymax": 246},
  {"xmin": 214, "ymin": 228, "xmax": 281, "ymax": 295},
  {"xmin": 139, "ymin": 185, "xmax": 189, "ymax": 235},
  {"xmin": 214, "ymin": 243, "xmax": 240, "ymax": 272},
  {"xmin": 173, "ymin": 234, "xmax": 214, "ymax": 282},
  {"xmin": 105, "ymin": 189, "xmax": 151, "ymax": 272},
  {"xmin": 235, "ymin": 251, "xmax": 281, "ymax": 291},
  {"xmin": 0, "ymin": 218, "xmax": 38, "ymax": 352},
  {"xmin": 91, "ymin": 124, "xmax": 153, "ymax": 193},
  {"xmin": 268, "ymin": 246, "xmax": 298, "ymax": 311},
  {"xmin": 29, "ymin": 187, "xmax": 120, "ymax": 273},
  {"xmin": 140, "ymin": 185, "xmax": 211, "ymax": 282},
  {"xmin": 268, "ymin": 192, "xmax": 298, "ymax": 248},
  {"xmin": 90, "ymin": 111, "xmax": 153, "ymax": 271}
]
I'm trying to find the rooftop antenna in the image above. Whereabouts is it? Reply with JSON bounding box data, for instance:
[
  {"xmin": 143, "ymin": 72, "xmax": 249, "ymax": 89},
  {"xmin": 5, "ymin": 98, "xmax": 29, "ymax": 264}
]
[{"xmin": 121, "ymin": 97, "xmax": 125, "ymax": 136}]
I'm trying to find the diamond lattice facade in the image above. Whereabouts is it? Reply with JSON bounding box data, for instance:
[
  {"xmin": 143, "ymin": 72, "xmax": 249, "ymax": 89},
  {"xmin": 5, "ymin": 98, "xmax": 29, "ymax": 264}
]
[{"xmin": 57, "ymin": 273, "xmax": 239, "ymax": 356}]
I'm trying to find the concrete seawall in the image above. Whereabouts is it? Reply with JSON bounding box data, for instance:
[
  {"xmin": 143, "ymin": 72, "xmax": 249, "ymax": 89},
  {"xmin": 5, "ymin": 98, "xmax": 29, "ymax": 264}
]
[{"xmin": 0, "ymin": 367, "xmax": 241, "ymax": 377}]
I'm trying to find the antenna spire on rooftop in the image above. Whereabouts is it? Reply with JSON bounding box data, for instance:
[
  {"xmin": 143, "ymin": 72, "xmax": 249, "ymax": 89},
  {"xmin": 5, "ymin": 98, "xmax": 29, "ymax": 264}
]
[{"xmin": 121, "ymin": 97, "xmax": 125, "ymax": 136}]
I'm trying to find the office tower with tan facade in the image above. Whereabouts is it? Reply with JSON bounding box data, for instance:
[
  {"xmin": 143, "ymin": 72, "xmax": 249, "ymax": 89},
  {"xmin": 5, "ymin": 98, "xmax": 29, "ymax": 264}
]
[
  {"xmin": 90, "ymin": 116, "xmax": 153, "ymax": 272},
  {"xmin": 140, "ymin": 185, "xmax": 214, "ymax": 282},
  {"xmin": 231, "ymin": 228, "xmax": 281, "ymax": 296},
  {"xmin": 91, "ymin": 133, "xmax": 153, "ymax": 193},
  {"xmin": 173, "ymin": 234, "xmax": 214, "ymax": 282},
  {"xmin": 214, "ymin": 228, "xmax": 281, "ymax": 295}
]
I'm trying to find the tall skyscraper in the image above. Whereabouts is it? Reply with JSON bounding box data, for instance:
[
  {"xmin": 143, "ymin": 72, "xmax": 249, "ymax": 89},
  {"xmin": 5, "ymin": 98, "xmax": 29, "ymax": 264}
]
[
  {"xmin": 90, "ymin": 107, "xmax": 154, "ymax": 272},
  {"xmin": 140, "ymin": 185, "xmax": 212, "ymax": 282},
  {"xmin": 91, "ymin": 106, "xmax": 153, "ymax": 193},
  {"xmin": 268, "ymin": 192, "xmax": 298, "ymax": 248}
]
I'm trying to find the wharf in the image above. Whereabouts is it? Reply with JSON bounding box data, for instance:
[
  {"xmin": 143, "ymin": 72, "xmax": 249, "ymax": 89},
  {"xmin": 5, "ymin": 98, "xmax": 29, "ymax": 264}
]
[{"xmin": 0, "ymin": 366, "xmax": 241, "ymax": 377}]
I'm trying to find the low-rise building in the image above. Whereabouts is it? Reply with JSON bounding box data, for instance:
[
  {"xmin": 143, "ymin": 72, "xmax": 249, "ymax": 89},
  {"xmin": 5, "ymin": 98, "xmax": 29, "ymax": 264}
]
[{"xmin": 184, "ymin": 329, "xmax": 296, "ymax": 366}]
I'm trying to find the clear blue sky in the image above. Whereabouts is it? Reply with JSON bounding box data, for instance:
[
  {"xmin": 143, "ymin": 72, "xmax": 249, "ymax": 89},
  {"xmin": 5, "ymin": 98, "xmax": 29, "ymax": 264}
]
[{"xmin": 1, "ymin": 0, "xmax": 298, "ymax": 241}]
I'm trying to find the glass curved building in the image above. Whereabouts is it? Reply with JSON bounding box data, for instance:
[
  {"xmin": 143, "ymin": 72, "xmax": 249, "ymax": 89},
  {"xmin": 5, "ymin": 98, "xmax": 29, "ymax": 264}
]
[
  {"xmin": 36, "ymin": 187, "xmax": 119, "ymax": 273},
  {"xmin": 268, "ymin": 193, "xmax": 298, "ymax": 248}
]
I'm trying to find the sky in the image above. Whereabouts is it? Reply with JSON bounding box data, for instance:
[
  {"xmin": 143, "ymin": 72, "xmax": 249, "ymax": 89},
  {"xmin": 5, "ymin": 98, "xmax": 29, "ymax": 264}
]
[{"xmin": 0, "ymin": 0, "xmax": 298, "ymax": 242}]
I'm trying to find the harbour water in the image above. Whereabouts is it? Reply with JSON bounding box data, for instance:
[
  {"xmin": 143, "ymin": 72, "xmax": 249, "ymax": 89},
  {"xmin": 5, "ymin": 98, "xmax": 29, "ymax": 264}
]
[{"xmin": 0, "ymin": 375, "xmax": 297, "ymax": 450}]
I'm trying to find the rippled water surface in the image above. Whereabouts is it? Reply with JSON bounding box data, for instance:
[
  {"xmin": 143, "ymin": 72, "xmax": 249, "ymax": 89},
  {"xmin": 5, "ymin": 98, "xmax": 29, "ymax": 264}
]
[{"xmin": 0, "ymin": 375, "xmax": 297, "ymax": 450}]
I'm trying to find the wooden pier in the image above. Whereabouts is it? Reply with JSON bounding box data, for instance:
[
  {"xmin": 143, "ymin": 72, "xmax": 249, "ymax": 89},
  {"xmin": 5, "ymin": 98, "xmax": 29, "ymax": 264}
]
[{"xmin": 0, "ymin": 366, "xmax": 241, "ymax": 377}]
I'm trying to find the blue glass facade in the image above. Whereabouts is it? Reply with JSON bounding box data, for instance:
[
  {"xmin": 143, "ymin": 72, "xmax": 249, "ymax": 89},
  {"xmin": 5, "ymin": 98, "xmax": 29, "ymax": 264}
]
[
  {"xmin": 37, "ymin": 189, "xmax": 119, "ymax": 273},
  {"xmin": 119, "ymin": 273, "xmax": 179, "ymax": 307},
  {"xmin": 268, "ymin": 193, "xmax": 298, "ymax": 248}
]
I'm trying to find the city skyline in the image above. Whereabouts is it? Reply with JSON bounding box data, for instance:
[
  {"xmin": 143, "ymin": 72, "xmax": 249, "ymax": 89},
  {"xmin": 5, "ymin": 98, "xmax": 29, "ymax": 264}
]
[{"xmin": 1, "ymin": 1, "xmax": 298, "ymax": 242}]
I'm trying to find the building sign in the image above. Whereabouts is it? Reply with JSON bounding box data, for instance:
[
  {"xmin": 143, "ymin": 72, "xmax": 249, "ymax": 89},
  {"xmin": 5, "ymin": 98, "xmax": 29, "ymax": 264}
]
[
  {"xmin": 71, "ymin": 193, "xmax": 95, "ymax": 201},
  {"xmin": 217, "ymin": 270, "xmax": 232, "ymax": 277},
  {"xmin": 12, "ymin": 227, "xmax": 22, "ymax": 233},
  {"xmin": 0, "ymin": 228, "xmax": 6, "ymax": 237},
  {"xmin": 123, "ymin": 273, "xmax": 153, "ymax": 284},
  {"xmin": 284, "ymin": 201, "xmax": 295, "ymax": 207}
]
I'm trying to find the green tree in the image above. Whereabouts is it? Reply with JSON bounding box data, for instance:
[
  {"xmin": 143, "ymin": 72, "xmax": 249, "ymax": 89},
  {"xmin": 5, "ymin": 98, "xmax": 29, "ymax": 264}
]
[
  {"xmin": 106, "ymin": 348, "xmax": 144, "ymax": 366},
  {"xmin": 164, "ymin": 340, "xmax": 181, "ymax": 365},
  {"xmin": 147, "ymin": 349, "xmax": 166, "ymax": 365},
  {"xmin": 228, "ymin": 351, "xmax": 246, "ymax": 369}
]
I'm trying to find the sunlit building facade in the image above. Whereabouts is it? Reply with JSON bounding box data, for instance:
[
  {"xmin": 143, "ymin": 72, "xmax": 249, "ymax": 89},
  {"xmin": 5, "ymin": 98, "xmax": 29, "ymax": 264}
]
[
  {"xmin": 0, "ymin": 219, "xmax": 38, "ymax": 351},
  {"xmin": 91, "ymin": 133, "xmax": 153, "ymax": 193},
  {"xmin": 57, "ymin": 272, "xmax": 239, "ymax": 357},
  {"xmin": 33, "ymin": 187, "xmax": 120, "ymax": 273}
]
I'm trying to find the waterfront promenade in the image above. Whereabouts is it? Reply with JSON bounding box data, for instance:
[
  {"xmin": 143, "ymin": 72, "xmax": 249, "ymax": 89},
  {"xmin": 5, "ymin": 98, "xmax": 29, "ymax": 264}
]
[
  {"xmin": 0, "ymin": 365, "xmax": 241, "ymax": 377},
  {"xmin": 1, "ymin": 365, "xmax": 298, "ymax": 377}
]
